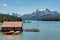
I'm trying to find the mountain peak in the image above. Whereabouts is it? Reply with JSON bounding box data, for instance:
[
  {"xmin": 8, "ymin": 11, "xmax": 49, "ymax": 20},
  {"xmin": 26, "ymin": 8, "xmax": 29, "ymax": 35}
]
[
  {"xmin": 45, "ymin": 8, "xmax": 50, "ymax": 11},
  {"xmin": 36, "ymin": 9, "xmax": 39, "ymax": 12},
  {"xmin": 43, "ymin": 8, "xmax": 51, "ymax": 12}
]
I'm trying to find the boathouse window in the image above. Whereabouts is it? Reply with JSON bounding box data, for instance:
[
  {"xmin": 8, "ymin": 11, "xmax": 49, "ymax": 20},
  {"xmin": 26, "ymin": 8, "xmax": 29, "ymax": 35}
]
[
  {"xmin": 2, "ymin": 27, "xmax": 9, "ymax": 32},
  {"xmin": 2, "ymin": 27, "xmax": 7, "ymax": 30},
  {"xmin": 15, "ymin": 27, "xmax": 20, "ymax": 31},
  {"xmin": 7, "ymin": 27, "xmax": 14, "ymax": 30}
]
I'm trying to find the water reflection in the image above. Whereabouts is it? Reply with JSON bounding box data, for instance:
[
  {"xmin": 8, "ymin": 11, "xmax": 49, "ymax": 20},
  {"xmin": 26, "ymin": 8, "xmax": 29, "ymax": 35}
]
[
  {"xmin": 2, "ymin": 33, "xmax": 22, "ymax": 40},
  {"xmin": 1, "ymin": 21, "xmax": 60, "ymax": 40}
]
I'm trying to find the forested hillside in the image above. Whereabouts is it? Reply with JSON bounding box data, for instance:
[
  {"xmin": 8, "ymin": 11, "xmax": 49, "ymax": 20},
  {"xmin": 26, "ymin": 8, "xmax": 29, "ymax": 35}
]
[{"xmin": 0, "ymin": 14, "xmax": 22, "ymax": 22}]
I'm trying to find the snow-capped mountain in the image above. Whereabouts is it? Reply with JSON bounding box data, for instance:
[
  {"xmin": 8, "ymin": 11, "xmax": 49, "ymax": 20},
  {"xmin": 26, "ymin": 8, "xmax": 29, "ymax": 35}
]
[{"xmin": 22, "ymin": 8, "xmax": 60, "ymax": 20}]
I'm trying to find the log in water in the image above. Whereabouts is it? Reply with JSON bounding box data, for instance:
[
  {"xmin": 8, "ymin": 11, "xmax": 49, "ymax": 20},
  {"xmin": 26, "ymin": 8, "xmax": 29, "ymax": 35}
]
[{"xmin": 24, "ymin": 28, "xmax": 40, "ymax": 32}]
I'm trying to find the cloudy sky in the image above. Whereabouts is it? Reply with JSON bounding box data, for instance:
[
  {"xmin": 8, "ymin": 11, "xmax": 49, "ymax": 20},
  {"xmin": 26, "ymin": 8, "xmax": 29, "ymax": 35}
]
[{"xmin": 0, "ymin": 0, "xmax": 60, "ymax": 15}]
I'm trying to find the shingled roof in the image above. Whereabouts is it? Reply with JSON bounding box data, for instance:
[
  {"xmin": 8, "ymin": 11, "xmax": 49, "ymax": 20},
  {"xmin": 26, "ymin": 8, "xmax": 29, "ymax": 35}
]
[{"xmin": 2, "ymin": 21, "xmax": 23, "ymax": 27}]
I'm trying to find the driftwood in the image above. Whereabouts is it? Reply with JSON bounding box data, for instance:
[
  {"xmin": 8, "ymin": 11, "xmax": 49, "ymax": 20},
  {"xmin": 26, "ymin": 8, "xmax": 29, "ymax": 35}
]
[{"xmin": 24, "ymin": 28, "xmax": 40, "ymax": 32}]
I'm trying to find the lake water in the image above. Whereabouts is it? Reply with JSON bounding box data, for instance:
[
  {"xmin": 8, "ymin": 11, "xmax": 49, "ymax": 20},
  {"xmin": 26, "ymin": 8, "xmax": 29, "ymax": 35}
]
[{"xmin": 0, "ymin": 21, "xmax": 60, "ymax": 40}]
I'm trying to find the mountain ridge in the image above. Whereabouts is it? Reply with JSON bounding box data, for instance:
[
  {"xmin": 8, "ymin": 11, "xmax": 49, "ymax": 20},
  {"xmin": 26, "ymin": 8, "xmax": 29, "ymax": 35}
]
[{"xmin": 21, "ymin": 8, "xmax": 60, "ymax": 20}]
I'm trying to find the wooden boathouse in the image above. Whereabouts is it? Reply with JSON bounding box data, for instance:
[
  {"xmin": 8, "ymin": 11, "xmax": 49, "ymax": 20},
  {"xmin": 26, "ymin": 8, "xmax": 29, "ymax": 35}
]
[{"xmin": 1, "ymin": 21, "xmax": 23, "ymax": 34}]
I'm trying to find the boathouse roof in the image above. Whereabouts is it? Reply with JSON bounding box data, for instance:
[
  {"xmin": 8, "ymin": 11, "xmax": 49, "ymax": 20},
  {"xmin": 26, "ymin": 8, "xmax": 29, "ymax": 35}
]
[{"xmin": 2, "ymin": 21, "xmax": 23, "ymax": 27}]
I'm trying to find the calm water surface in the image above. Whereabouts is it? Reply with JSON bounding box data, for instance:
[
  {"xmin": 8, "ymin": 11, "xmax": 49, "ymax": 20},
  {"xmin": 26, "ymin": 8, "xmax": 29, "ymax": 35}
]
[{"xmin": 0, "ymin": 21, "xmax": 60, "ymax": 40}]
